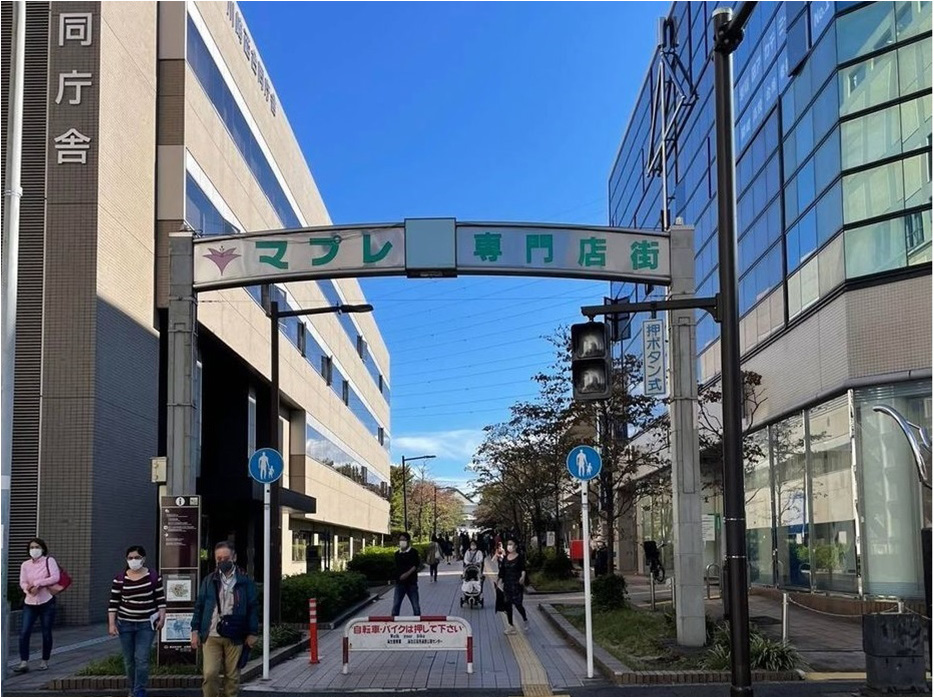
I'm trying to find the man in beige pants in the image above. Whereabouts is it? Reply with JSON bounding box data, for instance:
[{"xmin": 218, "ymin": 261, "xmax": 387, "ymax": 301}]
[{"xmin": 190, "ymin": 543, "xmax": 258, "ymax": 696}]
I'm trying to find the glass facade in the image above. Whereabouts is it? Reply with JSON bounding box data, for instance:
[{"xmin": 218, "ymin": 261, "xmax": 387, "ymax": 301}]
[
  {"xmin": 611, "ymin": 2, "xmax": 931, "ymax": 599},
  {"xmin": 305, "ymin": 419, "xmax": 391, "ymax": 500},
  {"xmin": 736, "ymin": 382, "xmax": 930, "ymax": 598},
  {"xmin": 608, "ymin": 1, "xmax": 931, "ymax": 383}
]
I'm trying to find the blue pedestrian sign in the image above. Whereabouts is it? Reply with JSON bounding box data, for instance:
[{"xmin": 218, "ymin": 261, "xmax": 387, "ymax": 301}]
[
  {"xmin": 249, "ymin": 448, "xmax": 283, "ymax": 484},
  {"xmin": 567, "ymin": 445, "xmax": 602, "ymax": 481}
]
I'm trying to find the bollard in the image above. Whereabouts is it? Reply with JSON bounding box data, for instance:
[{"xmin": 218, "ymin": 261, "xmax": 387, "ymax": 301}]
[
  {"xmin": 650, "ymin": 572, "xmax": 656, "ymax": 611},
  {"xmin": 308, "ymin": 598, "xmax": 319, "ymax": 664},
  {"xmin": 781, "ymin": 592, "xmax": 788, "ymax": 643},
  {"xmin": 897, "ymin": 600, "xmax": 905, "ymax": 615}
]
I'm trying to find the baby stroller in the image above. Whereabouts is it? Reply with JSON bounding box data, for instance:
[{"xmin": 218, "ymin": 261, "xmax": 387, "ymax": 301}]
[{"xmin": 459, "ymin": 563, "xmax": 484, "ymax": 608}]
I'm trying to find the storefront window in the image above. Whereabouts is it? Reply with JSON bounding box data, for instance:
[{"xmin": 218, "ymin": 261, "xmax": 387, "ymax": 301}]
[
  {"xmin": 808, "ymin": 397, "xmax": 858, "ymax": 593},
  {"xmin": 744, "ymin": 430, "xmax": 774, "ymax": 585},
  {"xmin": 772, "ymin": 415, "xmax": 810, "ymax": 588},
  {"xmin": 855, "ymin": 381, "xmax": 931, "ymax": 599}
]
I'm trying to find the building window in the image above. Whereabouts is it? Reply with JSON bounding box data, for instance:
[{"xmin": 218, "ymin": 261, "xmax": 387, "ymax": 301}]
[
  {"xmin": 378, "ymin": 427, "xmax": 384, "ymax": 446},
  {"xmin": 845, "ymin": 209, "xmax": 932, "ymax": 278},
  {"xmin": 896, "ymin": 0, "xmax": 933, "ymax": 40},
  {"xmin": 744, "ymin": 430, "xmax": 773, "ymax": 585},
  {"xmin": 836, "ymin": 2, "xmax": 896, "ymax": 65},
  {"xmin": 898, "ymin": 36, "xmax": 933, "ymax": 96},
  {"xmin": 321, "ymin": 356, "xmax": 333, "ymax": 386},
  {"xmin": 844, "ymin": 157, "xmax": 906, "ymax": 225},
  {"xmin": 838, "ymin": 50, "xmax": 898, "ymax": 117},
  {"xmin": 297, "ymin": 324, "xmax": 307, "ymax": 357},
  {"xmin": 356, "ymin": 335, "xmax": 366, "ymax": 360},
  {"xmin": 342, "ymin": 379, "xmax": 349, "ymax": 405},
  {"xmin": 292, "ymin": 531, "xmax": 313, "ymax": 562}
]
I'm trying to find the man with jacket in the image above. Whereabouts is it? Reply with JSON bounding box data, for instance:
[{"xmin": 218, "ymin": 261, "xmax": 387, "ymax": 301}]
[
  {"xmin": 391, "ymin": 533, "xmax": 421, "ymax": 616},
  {"xmin": 190, "ymin": 542, "xmax": 258, "ymax": 697}
]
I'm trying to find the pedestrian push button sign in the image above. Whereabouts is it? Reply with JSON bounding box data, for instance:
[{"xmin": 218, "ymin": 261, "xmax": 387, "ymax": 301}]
[
  {"xmin": 567, "ymin": 445, "xmax": 602, "ymax": 481},
  {"xmin": 249, "ymin": 448, "xmax": 283, "ymax": 484}
]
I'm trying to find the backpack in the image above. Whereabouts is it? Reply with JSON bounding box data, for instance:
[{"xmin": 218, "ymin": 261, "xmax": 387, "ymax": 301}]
[{"xmin": 47, "ymin": 557, "xmax": 73, "ymax": 595}]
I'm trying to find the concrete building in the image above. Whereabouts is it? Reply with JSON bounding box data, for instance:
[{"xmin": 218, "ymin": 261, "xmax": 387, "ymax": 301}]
[
  {"xmin": 1, "ymin": 1, "xmax": 391, "ymax": 623},
  {"xmin": 609, "ymin": 1, "xmax": 931, "ymax": 601}
]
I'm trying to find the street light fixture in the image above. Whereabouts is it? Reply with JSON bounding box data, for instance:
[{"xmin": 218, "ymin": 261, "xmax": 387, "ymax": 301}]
[
  {"xmin": 267, "ymin": 298, "xmax": 373, "ymax": 622},
  {"xmin": 400, "ymin": 454, "xmax": 435, "ymax": 532}
]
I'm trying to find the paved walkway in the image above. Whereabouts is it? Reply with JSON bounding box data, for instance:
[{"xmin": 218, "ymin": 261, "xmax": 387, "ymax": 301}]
[
  {"xmin": 249, "ymin": 563, "xmax": 590, "ymax": 695},
  {"xmin": 3, "ymin": 622, "xmax": 118, "ymax": 693}
]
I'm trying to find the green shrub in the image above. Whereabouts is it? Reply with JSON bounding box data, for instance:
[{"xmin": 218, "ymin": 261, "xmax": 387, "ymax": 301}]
[
  {"xmin": 704, "ymin": 622, "xmax": 799, "ymax": 671},
  {"xmin": 591, "ymin": 574, "xmax": 628, "ymax": 610},
  {"xmin": 250, "ymin": 624, "xmax": 302, "ymax": 658},
  {"xmin": 526, "ymin": 549, "xmax": 545, "ymax": 572},
  {"xmin": 280, "ymin": 571, "xmax": 367, "ymax": 623},
  {"xmin": 347, "ymin": 547, "xmax": 396, "ymax": 582},
  {"xmin": 541, "ymin": 549, "xmax": 574, "ymax": 579}
]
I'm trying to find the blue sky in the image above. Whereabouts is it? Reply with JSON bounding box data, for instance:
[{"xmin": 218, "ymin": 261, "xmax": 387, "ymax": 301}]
[{"xmin": 241, "ymin": 1, "xmax": 666, "ymax": 489}]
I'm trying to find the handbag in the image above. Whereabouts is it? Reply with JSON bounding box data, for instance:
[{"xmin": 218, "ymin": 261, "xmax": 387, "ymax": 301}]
[
  {"xmin": 214, "ymin": 578, "xmax": 248, "ymax": 641},
  {"xmin": 47, "ymin": 558, "xmax": 72, "ymax": 595}
]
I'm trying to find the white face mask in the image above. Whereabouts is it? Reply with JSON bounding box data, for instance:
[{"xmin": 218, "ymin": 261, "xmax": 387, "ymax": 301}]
[
  {"xmin": 29, "ymin": 548, "xmax": 42, "ymax": 559},
  {"xmin": 127, "ymin": 558, "xmax": 144, "ymax": 571},
  {"xmin": 399, "ymin": 541, "xmax": 409, "ymax": 550},
  {"xmin": 506, "ymin": 544, "xmax": 516, "ymax": 553}
]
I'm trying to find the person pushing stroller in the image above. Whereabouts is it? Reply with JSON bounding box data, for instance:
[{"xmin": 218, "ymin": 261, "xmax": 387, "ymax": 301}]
[{"xmin": 459, "ymin": 539, "xmax": 485, "ymax": 609}]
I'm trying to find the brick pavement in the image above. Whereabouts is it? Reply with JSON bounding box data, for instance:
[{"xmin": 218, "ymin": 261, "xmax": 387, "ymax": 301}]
[{"xmin": 250, "ymin": 562, "xmax": 590, "ymax": 694}]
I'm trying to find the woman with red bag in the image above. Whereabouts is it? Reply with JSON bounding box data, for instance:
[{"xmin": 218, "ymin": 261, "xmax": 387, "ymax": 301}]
[{"xmin": 13, "ymin": 538, "xmax": 60, "ymax": 673}]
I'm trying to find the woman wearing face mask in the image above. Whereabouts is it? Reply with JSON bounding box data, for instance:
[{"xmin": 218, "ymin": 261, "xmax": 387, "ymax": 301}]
[
  {"xmin": 13, "ymin": 538, "xmax": 60, "ymax": 673},
  {"xmin": 496, "ymin": 538, "xmax": 529, "ymax": 634},
  {"xmin": 108, "ymin": 546, "xmax": 166, "ymax": 698}
]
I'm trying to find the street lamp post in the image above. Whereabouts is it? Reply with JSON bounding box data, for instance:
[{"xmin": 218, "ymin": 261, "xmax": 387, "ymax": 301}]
[
  {"xmin": 712, "ymin": 4, "xmax": 757, "ymax": 696},
  {"xmin": 400, "ymin": 454, "xmax": 435, "ymax": 533},
  {"xmin": 267, "ymin": 300, "xmax": 373, "ymax": 623}
]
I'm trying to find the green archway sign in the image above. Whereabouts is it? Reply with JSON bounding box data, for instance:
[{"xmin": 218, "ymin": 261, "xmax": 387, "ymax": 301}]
[{"xmin": 192, "ymin": 218, "xmax": 671, "ymax": 291}]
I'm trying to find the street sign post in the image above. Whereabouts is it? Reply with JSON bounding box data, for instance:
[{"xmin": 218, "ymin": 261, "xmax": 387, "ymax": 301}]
[
  {"xmin": 567, "ymin": 445, "xmax": 601, "ymax": 679},
  {"xmin": 249, "ymin": 448, "xmax": 283, "ymax": 680}
]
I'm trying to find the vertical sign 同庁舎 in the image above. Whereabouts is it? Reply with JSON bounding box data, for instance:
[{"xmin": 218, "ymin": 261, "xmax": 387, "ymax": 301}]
[
  {"xmin": 642, "ymin": 318, "xmax": 667, "ymax": 397},
  {"xmin": 159, "ymin": 496, "xmax": 201, "ymax": 664}
]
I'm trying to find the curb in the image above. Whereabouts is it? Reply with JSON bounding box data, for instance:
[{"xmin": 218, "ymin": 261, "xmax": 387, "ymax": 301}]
[
  {"xmin": 538, "ymin": 603, "xmax": 801, "ymax": 685},
  {"xmin": 48, "ymin": 635, "xmax": 307, "ymax": 692}
]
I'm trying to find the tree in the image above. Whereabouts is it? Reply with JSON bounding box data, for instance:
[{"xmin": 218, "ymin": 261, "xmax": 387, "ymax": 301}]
[{"xmin": 389, "ymin": 465, "xmax": 463, "ymax": 540}]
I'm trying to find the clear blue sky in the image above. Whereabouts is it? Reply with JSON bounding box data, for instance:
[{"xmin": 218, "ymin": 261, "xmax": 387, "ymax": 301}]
[{"xmin": 241, "ymin": 1, "xmax": 666, "ymax": 489}]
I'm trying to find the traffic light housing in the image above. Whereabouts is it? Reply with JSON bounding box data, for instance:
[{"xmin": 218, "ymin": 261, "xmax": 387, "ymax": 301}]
[{"xmin": 571, "ymin": 321, "xmax": 611, "ymax": 400}]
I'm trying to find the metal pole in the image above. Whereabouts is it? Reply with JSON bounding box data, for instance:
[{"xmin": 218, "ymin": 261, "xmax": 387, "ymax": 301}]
[
  {"xmin": 650, "ymin": 572, "xmax": 657, "ymax": 611},
  {"xmin": 402, "ymin": 456, "xmax": 408, "ymax": 532},
  {"xmin": 262, "ymin": 482, "xmax": 271, "ymax": 680},
  {"xmin": 781, "ymin": 592, "xmax": 788, "ymax": 643},
  {"xmin": 1, "ymin": 0, "xmax": 26, "ymax": 681},
  {"xmin": 268, "ymin": 301, "xmax": 281, "ymax": 623},
  {"xmin": 712, "ymin": 5, "xmax": 754, "ymax": 695},
  {"xmin": 581, "ymin": 482, "xmax": 594, "ymax": 678}
]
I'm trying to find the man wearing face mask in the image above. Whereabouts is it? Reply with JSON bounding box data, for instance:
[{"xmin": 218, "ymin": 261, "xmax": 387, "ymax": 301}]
[
  {"xmin": 391, "ymin": 533, "xmax": 421, "ymax": 616},
  {"xmin": 190, "ymin": 542, "xmax": 258, "ymax": 697}
]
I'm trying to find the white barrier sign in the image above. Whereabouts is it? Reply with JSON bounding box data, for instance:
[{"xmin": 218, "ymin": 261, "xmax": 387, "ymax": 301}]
[{"xmin": 343, "ymin": 616, "xmax": 473, "ymax": 674}]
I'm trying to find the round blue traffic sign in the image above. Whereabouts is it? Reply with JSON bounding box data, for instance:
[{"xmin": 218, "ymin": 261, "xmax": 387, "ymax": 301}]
[
  {"xmin": 567, "ymin": 445, "xmax": 602, "ymax": 481},
  {"xmin": 249, "ymin": 448, "xmax": 283, "ymax": 484}
]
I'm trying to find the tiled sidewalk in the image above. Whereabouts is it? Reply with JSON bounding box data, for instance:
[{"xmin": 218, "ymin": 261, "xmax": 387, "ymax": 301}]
[{"xmin": 249, "ymin": 563, "xmax": 590, "ymax": 694}]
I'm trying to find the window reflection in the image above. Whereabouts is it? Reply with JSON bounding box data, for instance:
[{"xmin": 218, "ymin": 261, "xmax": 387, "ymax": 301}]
[
  {"xmin": 809, "ymin": 397, "xmax": 858, "ymax": 593},
  {"xmin": 836, "ymin": 2, "xmax": 896, "ymax": 64},
  {"xmin": 744, "ymin": 430, "xmax": 774, "ymax": 585},
  {"xmin": 773, "ymin": 415, "xmax": 810, "ymax": 588}
]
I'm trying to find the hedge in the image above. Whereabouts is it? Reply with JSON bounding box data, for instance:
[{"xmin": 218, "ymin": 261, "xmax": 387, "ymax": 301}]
[
  {"xmin": 346, "ymin": 544, "xmax": 429, "ymax": 583},
  {"xmin": 280, "ymin": 571, "xmax": 368, "ymax": 623}
]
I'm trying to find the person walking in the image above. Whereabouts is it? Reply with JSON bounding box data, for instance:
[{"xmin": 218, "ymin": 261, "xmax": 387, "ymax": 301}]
[
  {"xmin": 190, "ymin": 542, "xmax": 258, "ymax": 697},
  {"xmin": 463, "ymin": 539, "xmax": 484, "ymax": 568},
  {"xmin": 108, "ymin": 546, "xmax": 166, "ymax": 697},
  {"xmin": 497, "ymin": 537, "xmax": 529, "ymax": 634},
  {"xmin": 13, "ymin": 538, "xmax": 60, "ymax": 674},
  {"xmin": 426, "ymin": 535, "xmax": 442, "ymax": 583},
  {"xmin": 391, "ymin": 533, "xmax": 421, "ymax": 616},
  {"xmin": 443, "ymin": 536, "xmax": 453, "ymax": 564}
]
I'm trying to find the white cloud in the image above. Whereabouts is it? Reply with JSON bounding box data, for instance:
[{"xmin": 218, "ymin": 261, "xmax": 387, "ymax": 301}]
[{"xmin": 393, "ymin": 429, "xmax": 485, "ymax": 463}]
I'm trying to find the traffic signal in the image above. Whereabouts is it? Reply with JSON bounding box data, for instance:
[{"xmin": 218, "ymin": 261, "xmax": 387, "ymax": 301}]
[{"xmin": 571, "ymin": 321, "xmax": 611, "ymax": 400}]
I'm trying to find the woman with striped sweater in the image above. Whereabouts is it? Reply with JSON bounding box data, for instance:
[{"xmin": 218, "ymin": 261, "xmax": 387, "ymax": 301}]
[{"xmin": 108, "ymin": 546, "xmax": 166, "ymax": 697}]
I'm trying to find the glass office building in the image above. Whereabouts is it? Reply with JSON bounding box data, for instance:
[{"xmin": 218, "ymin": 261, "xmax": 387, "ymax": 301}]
[{"xmin": 609, "ymin": 1, "xmax": 931, "ymax": 599}]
